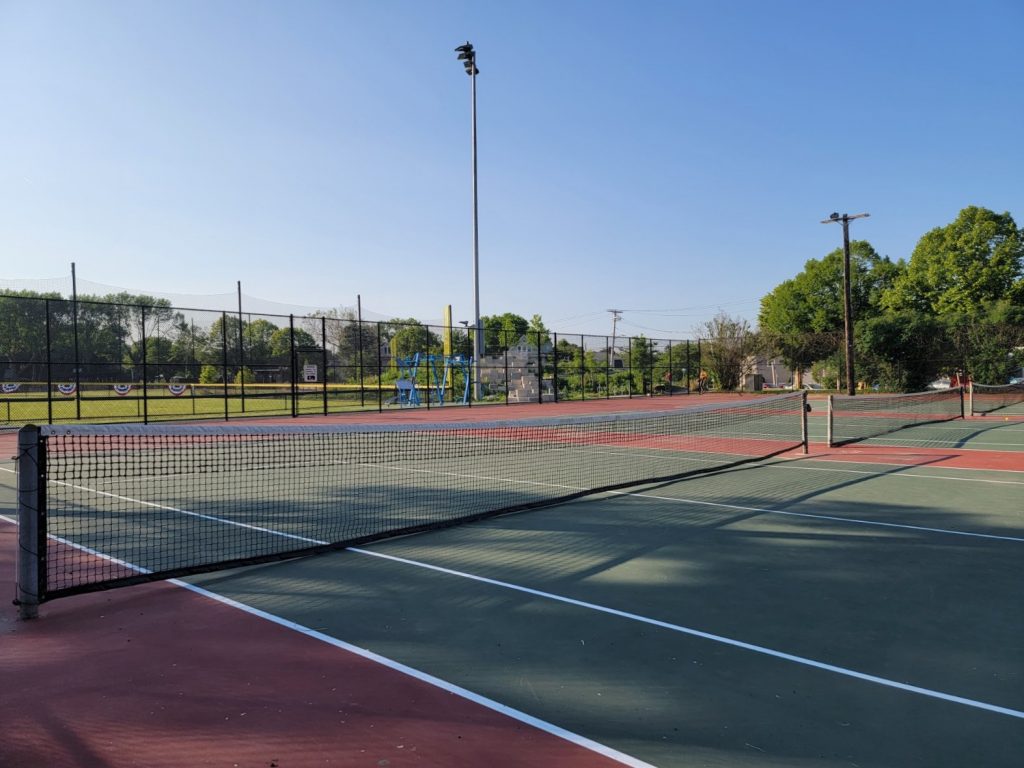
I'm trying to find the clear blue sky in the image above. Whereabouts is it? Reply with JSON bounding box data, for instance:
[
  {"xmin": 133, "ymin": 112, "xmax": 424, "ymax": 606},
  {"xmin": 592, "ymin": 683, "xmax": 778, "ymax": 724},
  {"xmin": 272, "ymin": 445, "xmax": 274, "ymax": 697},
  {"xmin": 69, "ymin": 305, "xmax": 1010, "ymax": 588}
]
[{"xmin": 2, "ymin": 0, "xmax": 1022, "ymax": 337}]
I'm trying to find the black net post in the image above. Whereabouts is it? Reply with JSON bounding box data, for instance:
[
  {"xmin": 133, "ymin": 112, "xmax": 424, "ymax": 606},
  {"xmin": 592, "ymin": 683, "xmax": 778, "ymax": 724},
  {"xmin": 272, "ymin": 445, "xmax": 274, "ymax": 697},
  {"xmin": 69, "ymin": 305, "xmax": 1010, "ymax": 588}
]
[
  {"xmin": 17, "ymin": 425, "xmax": 43, "ymax": 619},
  {"xmin": 826, "ymin": 394, "xmax": 835, "ymax": 447},
  {"xmin": 801, "ymin": 390, "xmax": 809, "ymax": 454}
]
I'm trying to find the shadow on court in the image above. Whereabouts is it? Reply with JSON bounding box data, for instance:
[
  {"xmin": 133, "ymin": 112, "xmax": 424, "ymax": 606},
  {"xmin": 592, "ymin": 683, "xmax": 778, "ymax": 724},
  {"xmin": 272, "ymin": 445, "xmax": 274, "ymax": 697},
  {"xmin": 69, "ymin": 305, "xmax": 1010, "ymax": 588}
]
[{"xmin": 187, "ymin": 458, "xmax": 1024, "ymax": 768}]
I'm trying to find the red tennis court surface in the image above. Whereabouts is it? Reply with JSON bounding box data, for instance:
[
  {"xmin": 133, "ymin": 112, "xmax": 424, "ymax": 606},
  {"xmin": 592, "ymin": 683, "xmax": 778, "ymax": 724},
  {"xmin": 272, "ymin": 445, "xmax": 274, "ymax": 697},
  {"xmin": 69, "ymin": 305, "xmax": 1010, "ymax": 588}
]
[{"xmin": 0, "ymin": 522, "xmax": 631, "ymax": 768}]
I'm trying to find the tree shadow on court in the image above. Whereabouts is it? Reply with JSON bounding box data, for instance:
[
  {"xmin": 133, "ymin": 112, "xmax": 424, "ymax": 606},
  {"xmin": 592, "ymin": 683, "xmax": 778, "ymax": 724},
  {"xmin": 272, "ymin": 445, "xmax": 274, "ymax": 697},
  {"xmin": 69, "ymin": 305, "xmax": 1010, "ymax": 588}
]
[{"xmin": 24, "ymin": 450, "xmax": 1024, "ymax": 768}]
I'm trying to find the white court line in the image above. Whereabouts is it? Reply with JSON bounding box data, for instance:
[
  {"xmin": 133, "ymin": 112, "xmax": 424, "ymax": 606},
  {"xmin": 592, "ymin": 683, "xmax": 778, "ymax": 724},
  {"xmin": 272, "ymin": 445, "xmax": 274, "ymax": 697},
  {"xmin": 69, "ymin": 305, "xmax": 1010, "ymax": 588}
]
[
  {"xmin": 769, "ymin": 459, "xmax": 1024, "ymax": 484},
  {"xmin": 169, "ymin": 581, "xmax": 657, "ymax": 768},
  {"xmin": 6, "ymin": 474, "xmax": 1024, "ymax": 723},
  {"xmin": 608, "ymin": 490, "xmax": 1024, "ymax": 543},
  {"xmin": 349, "ymin": 547, "xmax": 1024, "ymax": 721},
  {"xmin": 7, "ymin": 505, "xmax": 1023, "ymax": 725},
  {"xmin": 0, "ymin": 515, "xmax": 652, "ymax": 768}
]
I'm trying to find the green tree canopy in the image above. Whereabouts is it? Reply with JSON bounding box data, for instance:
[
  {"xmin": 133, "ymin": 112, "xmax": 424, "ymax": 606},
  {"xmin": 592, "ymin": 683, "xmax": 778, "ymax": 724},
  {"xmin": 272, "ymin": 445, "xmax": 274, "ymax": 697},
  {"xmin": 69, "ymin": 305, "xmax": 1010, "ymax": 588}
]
[
  {"xmin": 482, "ymin": 312, "xmax": 528, "ymax": 352},
  {"xmin": 882, "ymin": 206, "xmax": 1023, "ymax": 315},
  {"xmin": 758, "ymin": 241, "xmax": 899, "ymax": 377}
]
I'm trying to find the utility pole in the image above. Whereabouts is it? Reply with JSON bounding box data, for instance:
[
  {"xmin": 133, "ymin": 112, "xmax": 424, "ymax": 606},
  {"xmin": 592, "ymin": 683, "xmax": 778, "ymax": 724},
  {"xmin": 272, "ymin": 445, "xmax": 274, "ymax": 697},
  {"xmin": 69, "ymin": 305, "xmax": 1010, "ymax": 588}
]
[
  {"xmin": 607, "ymin": 309, "xmax": 623, "ymax": 362},
  {"xmin": 821, "ymin": 212, "xmax": 870, "ymax": 396}
]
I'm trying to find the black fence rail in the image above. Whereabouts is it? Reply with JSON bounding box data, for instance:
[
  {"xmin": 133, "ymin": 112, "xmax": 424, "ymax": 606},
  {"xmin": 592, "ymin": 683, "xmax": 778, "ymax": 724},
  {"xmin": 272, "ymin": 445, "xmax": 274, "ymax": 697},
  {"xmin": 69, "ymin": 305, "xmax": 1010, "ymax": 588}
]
[{"xmin": 1, "ymin": 294, "xmax": 713, "ymax": 428}]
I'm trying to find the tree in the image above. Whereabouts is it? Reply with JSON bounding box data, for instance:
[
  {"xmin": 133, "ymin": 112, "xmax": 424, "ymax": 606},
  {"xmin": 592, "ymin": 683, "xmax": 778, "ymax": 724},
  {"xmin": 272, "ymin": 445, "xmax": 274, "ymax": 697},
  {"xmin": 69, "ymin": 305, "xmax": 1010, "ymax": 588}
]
[
  {"xmin": 696, "ymin": 312, "xmax": 759, "ymax": 391},
  {"xmin": 759, "ymin": 241, "xmax": 900, "ymax": 383},
  {"xmin": 242, "ymin": 318, "xmax": 280, "ymax": 364},
  {"xmin": 313, "ymin": 308, "xmax": 379, "ymax": 381},
  {"xmin": 270, "ymin": 327, "xmax": 319, "ymax": 358},
  {"xmin": 882, "ymin": 206, "xmax": 1024, "ymax": 315},
  {"xmin": 856, "ymin": 311, "xmax": 948, "ymax": 391},
  {"xmin": 941, "ymin": 301, "xmax": 1024, "ymax": 384},
  {"xmin": 482, "ymin": 312, "xmax": 528, "ymax": 353},
  {"xmin": 0, "ymin": 292, "xmax": 58, "ymax": 380},
  {"xmin": 627, "ymin": 335, "xmax": 657, "ymax": 394},
  {"xmin": 384, "ymin": 319, "xmax": 439, "ymax": 360},
  {"xmin": 526, "ymin": 314, "xmax": 550, "ymax": 346}
]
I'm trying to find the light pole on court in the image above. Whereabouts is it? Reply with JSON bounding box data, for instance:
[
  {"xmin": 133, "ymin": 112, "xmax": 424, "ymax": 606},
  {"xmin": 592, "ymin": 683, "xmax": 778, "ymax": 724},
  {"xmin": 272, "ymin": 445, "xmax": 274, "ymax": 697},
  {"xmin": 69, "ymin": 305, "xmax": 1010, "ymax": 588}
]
[{"xmin": 455, "ymin": 42, "xmax": 483, "ymax": 400}]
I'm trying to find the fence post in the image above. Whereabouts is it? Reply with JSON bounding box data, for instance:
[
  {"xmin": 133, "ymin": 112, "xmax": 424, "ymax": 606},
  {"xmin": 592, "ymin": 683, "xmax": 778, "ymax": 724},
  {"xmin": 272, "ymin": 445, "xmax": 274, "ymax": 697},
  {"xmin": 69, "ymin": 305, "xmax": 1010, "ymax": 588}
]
[
  {"xmin": 17, "ymin": 425, "xmax": 42, "ymax": 619},
  {"xmin": 605, "ymin": 336, "xmax": 611, "ymax": 399},
  {"xmin": 141, "ymin": 305, "xmax": 149, "ymax": 424},
  {"xmin": 45, "ymin": 299, "xmax": 53, "ymax": 424},
  {"xmin": 579, "ymin": 335, "xmax": 586, "ymax": 402},
  {"xmin": 685, "ymin": 340, "xmax": 691, "ymax": 395},
  {"xmin": 552, "ymin": 332, "xmax": 559, "ymax": 402},
  {"xmin": 627, "ymin": 337, "xmax": 633, "ymax": 398},
  {"xmin": 321, "ymin": 316, "xmax": 329, "ymax": 415},
  {"xmin": 667, "ymin": 341, "xmax": 673, "ymax": 396},
  {"xmin": 289, "ymin": 314, "xmax": 298, "ymax": 417},
  {"xmin": 237, "ymin": 290, "xmax": 246, "ymax": 414},
  {"xmin": 221, "ymin": 312, "xmax": 229, "ymax": 421},
  {"xmin": 376, "ymin": 322, "xmax": 383, "ymax": 413},
  {"xmin": 536, "ymin": 330, "xmax": 543, "ymax": 404}
]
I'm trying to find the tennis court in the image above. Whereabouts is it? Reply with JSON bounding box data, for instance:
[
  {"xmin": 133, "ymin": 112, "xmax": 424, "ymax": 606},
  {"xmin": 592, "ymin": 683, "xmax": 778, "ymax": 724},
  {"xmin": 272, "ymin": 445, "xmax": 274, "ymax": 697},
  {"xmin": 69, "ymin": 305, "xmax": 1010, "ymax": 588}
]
[{"xmin": 2, "ymin": 391, "xmax": 1022, "ymax": 766}]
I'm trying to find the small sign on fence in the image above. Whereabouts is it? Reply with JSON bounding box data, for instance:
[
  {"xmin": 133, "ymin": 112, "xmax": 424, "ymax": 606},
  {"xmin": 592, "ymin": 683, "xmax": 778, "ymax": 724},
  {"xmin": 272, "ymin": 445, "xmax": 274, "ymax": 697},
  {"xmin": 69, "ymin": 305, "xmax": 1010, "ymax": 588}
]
[{"xmin": 303, "ymin": 365, "xmax": 318, "ymax": 383}]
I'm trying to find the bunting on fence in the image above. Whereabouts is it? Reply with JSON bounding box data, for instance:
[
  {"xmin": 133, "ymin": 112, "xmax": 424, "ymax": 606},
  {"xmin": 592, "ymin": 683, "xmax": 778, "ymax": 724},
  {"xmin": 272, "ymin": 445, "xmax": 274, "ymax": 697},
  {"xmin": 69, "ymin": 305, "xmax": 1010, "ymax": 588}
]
[
  {"xmin": 57, "ymin": 384, "xmax": 77, "ymax": 396},
  {"xmin": 1, "ymin": 383, "xmax": 19, "ymax": 394},
  {"xmin": 113, "ymin": 384, "xmax": 133, "ymax": 396},
  {"xmin": 168, "ymin": 383, "xmax": 188, "ymax": 396}
]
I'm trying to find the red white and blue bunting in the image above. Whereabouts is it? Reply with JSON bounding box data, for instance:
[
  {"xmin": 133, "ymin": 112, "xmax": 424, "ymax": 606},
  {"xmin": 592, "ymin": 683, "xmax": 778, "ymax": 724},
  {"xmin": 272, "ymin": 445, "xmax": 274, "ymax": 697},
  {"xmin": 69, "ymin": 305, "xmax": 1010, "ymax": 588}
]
[
  {"xmin": 57, "ymin": 383, "xmax": 77, "ymax": 396},
  {"xmin": 168, "ymin": 383, "xmax": 189, "ymax": 397},
  {"xmin": 1, "ymin": 383, "xmax": 20, "ymax": 394},
  {"xmin": 113, "ymin": 384, "xmax": 133, "ymax": 396}
]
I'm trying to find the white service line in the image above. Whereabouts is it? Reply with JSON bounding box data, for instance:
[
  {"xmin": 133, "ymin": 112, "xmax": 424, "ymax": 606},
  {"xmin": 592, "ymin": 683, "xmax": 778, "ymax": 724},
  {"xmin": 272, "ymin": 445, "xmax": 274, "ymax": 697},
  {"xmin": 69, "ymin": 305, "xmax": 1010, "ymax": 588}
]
[
  {"xmin": 348, "ymin": 547, "xmax": 1024, "ymax": 721},
  {"xmin": 768, "ymin": 459, "xmax": 1024, "ymax": 484},
  {"xmin": 171, "ymin": 579, "xmax": 657, "ymax": 768},
  {"xmin": 0, "ymin": 514, "xmax": 654, "ymax": 768},
  {"xmin": 608, "ymin": 490, "xmax": 1024, "ymax": 543}
]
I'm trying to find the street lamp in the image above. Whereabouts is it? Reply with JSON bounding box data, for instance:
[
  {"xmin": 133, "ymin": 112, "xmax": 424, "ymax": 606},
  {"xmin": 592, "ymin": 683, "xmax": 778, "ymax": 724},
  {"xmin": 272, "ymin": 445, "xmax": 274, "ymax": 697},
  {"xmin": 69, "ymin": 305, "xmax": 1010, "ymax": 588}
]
[
  {"xmin": 455, "ymin": 42, "xmax": 482, "ymax": 399},
  {"xmin": 821, "ymin": 212, "xmax": 870, "ymax": 396}
]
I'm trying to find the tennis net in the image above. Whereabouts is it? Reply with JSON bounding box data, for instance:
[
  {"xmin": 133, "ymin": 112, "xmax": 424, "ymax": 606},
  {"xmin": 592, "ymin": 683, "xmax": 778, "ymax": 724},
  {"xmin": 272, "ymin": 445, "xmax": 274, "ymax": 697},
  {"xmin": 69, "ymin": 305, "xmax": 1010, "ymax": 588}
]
[
  {"xmin": 970, "ymin": 382, "xmax": 1024, "ymax": 415},
  {"xmin": 16, "ymin": 392, "xmax": 807, "ymax": 614},
  {"xmin": 827, "ymin": 389, "xmax": 963, "ymax": 447}
]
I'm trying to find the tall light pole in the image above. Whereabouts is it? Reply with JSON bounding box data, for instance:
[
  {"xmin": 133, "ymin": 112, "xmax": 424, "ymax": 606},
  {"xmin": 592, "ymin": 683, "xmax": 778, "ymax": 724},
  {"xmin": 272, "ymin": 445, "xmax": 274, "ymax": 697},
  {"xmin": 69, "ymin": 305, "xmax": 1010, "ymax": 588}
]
[
  {"xmin": 455, "ymin": 42, "xmax": 482, "ymax": 399},
  {"xmin": 821, "ymin": 212, "xmax": 870, "ymax": 396}
]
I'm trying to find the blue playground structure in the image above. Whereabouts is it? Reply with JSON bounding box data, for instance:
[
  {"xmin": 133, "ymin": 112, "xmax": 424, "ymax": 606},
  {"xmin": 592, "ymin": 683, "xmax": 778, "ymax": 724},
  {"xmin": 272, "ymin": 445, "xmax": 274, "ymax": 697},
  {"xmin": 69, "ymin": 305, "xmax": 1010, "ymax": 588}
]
[{"xmin": 390, "ymin": 353, "xmax": 472, "ymax": 407}]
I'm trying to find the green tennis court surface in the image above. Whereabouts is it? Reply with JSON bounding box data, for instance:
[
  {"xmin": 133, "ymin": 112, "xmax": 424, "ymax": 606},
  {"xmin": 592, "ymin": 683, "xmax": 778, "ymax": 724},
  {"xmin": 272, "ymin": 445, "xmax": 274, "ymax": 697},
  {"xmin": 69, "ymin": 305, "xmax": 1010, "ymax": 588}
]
[
  {"xmin": 184, "ymin": 449, "xmax": 1023, "ymax": 767},
  {"xmin": 8, "ymin": 397, "xmax": 1023, "ymax": 766}
]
